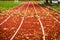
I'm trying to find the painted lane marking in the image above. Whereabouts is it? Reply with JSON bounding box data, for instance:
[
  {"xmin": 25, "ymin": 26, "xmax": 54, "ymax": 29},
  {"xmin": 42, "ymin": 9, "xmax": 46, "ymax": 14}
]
[
  {"xmin": 0, "ymin": 2, "xmax": 26, "ymax": 26},
  {"xmin": 0, "ymin": 16, "xmax": 10, "ymax": 25},
  {"xmin": 37, "ymin": 4, "xmax": 60, "ymax": 23},
  {"xmin": 45, "ymin": 8, "xmax": 60, "ymax": 23},
  {"xmin": 10, "ymin": 17, "xmax": 24, "ymax": 40},
  {"xmin": 32, "ymin": 2, "xmax": 45, "ymax": 40},
  {"xmin": 10, "ymin": 2, "xmax": 30, "ymax": 40}
]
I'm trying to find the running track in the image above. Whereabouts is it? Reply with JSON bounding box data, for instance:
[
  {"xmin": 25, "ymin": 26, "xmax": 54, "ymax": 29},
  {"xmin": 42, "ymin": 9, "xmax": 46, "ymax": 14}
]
[{"xmin": 0, "ymin": 2, "xmax": 60, "ymax": 40}]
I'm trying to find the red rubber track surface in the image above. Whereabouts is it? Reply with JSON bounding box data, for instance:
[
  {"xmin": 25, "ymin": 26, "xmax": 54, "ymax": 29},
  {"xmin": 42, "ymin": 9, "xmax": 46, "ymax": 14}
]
[{"xmin": 0, "ymin": 2, "xmax": 60, "ymax": 40}]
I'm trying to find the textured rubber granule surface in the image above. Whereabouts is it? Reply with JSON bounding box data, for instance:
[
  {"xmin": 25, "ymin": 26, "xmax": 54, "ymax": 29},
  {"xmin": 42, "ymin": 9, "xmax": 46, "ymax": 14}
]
[{"xmin": 0, "ymin": 2, "xmax": 60, "ymax": 40}]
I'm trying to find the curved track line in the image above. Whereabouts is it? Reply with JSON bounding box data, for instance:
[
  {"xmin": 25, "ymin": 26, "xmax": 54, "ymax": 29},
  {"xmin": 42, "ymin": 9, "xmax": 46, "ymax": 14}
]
[
  {"xmin": 10, "ymin": 17, "xmax": 24, "ymax": 40},
  {"xmin": 37, "ymin": 4, "xmax": 60, "ymax": 23},
  {"xmin": 32, "ymin": 2, "xmax": 45, "ymax": 40},
  {"xmin": 49, "ymin": 14, "xmax": 60, "ymax": 23},
  {"xmin": 45, "ymin": 8, "xmax": 60, "ymax": 23},
  {"xmin": 0, "ymin": 16, "xmax": 10, "ymax": 25},
  {"xmin": 10, "ymin": 2, "xmax": 30, "ymax": 40},
  {"xmin": 0, "ymin": 2, "xmax": 26, "ymax": 26},
  {"xmin": 38, "ymin": 18, "xmax": 45, "ymax": 40}
]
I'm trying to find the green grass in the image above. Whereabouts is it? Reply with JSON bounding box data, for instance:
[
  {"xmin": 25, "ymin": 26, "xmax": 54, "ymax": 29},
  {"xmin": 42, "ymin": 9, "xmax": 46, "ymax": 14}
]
[
  {"xmin": 51, "ymin": 3, "xmax": 60, "ymax": 11},
  {"xmin": 0, "ymin": 1, "xmax": 23, "ymax": 13},
  {"xmin": 0, "ymin": 1, "xmax": 42, "ymax": 9},
  {"xmin": 0, "ymin": 1, "xmax": 22, "ymax": 9},
  {"xmin": 44, "ymin": 3, "xmax": 60, "ymax": 11},
  {"xmin": 0, "ymin": 1, "xmax": 60, "ymax": 11}
]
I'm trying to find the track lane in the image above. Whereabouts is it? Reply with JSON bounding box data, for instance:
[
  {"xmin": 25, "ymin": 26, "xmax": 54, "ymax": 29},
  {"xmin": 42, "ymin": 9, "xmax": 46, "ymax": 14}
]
[
  {"xmin": 45, "ymin": 7, "xmax": 60, "ymax": 21},
  {"xmin": 10, "ymin": 2, "xmax": 30, "ymax": 40},
  {"xmin": 13, "ymin": 2, "xmax": 43, "ymax": 40},
  {"xmin": 37, "ymin": 4, "xmax": 60, "ymax": 23},
  {"xmin": 33, "ymin": 2, "xmax": 60, "ymax": 40},
  {"xmin": 13, "ymin": 17, "xmax": 43, "ymax": 40},
  {"xmin": 0, "ymin": 14, "xmax": 23, "ymax": 40},
  {"xmin": 41, "ymin": 5, "xmax": 60, "ymax": 23},
  {"xmin": 10, "ymin": 17, "xmax": 24, "ymax": 40},
  {"xmin": 0, "ymin": 2, "xmax": 28, "ymax": 26},
  {"xmin": 0, "ymin": 2, "xmax": 29, "ymax": 40},
  {"xmin": 25, "ymin": 2, "xmax": 36, "ymax": 17},
  {"xmin": 32, "ymin": 2, "xmax": 45, "ymax": 40},
  {"xmin": 0, "ymin": 2, "xmax": 60, "ymax": 40},
  {"xmin": 0, "ymin": 14, "xmax": 9, "ymax": 25}
]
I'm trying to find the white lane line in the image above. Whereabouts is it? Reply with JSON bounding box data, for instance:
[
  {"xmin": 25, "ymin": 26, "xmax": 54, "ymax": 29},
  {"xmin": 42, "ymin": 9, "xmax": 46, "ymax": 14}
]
[
  {"xmin": 46, "ymin": 8, "xmax": 60, "ymax": 23},
  {"xmin": 37, "ymin": 5, "xmax": 60, "ymax": 23},
  {"xmin": 0, "ymin": 16, "xmax": 10, "ymax": 25},
  {"xmin": 32, "ymin": 2, "xmax": 45, "ymax": 40},
  {"xmin": 10, "ymin": 17, "xmax": 24, "ymax": 40},
  {"xmin": 24, "ymin": 2, "xmax": 30, "ymax": 17},
  {"xmin": 49, "ymin": 14, "xmax": 60, "ymax": 23},
  {"xmin": 38, "ymin": 18, "xmax": 45, "ymax": 40},
  {"xmin": 0, "ymin": 2, "xmax": 26, "ymax": 26},
  {"xmin": 10, "ymin": 2, "xmax": 30, "ymax": 40}
]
